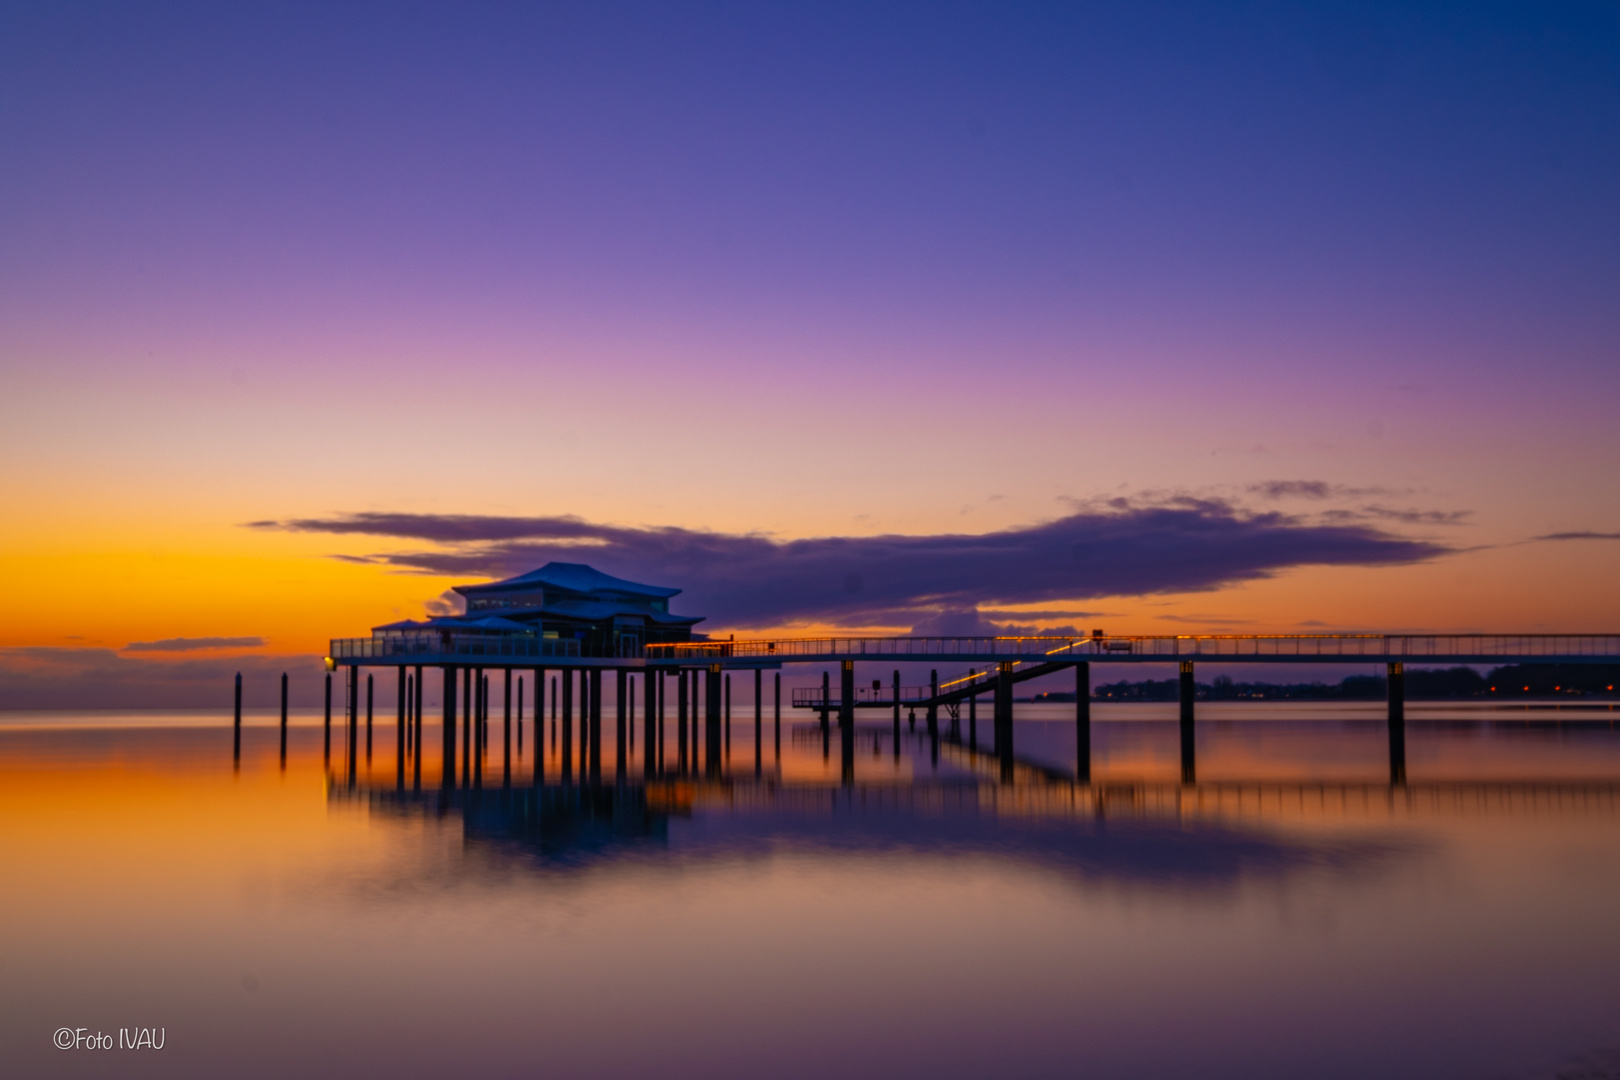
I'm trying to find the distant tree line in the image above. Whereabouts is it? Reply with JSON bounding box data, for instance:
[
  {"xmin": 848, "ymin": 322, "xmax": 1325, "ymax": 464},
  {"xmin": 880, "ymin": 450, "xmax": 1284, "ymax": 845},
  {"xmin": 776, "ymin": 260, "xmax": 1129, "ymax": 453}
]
[{"xmin": 1027, "ymin": 664, "xmax": 1620, "ymax": 702}]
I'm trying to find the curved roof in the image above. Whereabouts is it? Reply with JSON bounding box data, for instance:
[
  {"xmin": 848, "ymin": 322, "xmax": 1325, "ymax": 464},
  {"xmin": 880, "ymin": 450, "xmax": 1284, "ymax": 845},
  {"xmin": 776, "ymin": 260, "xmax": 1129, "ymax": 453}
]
[{"xmin": 455, "ymin": 561, "xmax": 681, "ymax": 599}]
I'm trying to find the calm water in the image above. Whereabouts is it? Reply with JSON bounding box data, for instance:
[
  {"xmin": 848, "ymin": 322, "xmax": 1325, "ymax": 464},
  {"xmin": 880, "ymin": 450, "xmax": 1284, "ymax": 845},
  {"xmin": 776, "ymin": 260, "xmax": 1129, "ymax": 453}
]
[{"xmin": 5, "ymin": 700, "xmax": 1620, "ymax": 1079}]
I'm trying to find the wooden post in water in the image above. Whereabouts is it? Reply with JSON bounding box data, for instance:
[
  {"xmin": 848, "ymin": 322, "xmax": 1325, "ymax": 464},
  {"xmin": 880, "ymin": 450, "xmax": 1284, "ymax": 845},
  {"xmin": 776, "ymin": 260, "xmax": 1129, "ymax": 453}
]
[
  {"xmin": 616, "ymin": 669, "xmax": 628, "ymax": 783},
  {"xmin": 1388, "ymin": 661, "xmax": 1407, "ymax": 784},
  {"xmin": 677, "ymin": 670, "xmax": 689, "ymax": 773},
  {"xmin": 472, "ymin": 671, "xmax": 484, "ymax": 789},
  {"xmin": 820, "ymin": 670, "xmax": 831, "ymax": 737},
  {"xmin": 589, "ymin": 668, "xmax": 603, "ymax": 784},
  {"xmin": 323, "ymin": 671, "xmax": 331, "ymax": 764},
  {"xmin": 891, "ymin": 669, "xmax": 901, "ymax": 754},
  {"xmin": 773, "ymin": 672, "xmax": 781, "ymax": 761},
  {"xmin": 533, "ymin": 668, "xmax": 545, "ymax": 785},
  {"xmin": 724, "ymin": 674, "xmax": 732, "ymax": 760},
  {"xmin": 560, "ymin": 669, "xmax": 574, "ymax": 783},
  {"xmin": 754, "ymin": 668, "xmax": 763, "ymax": 775},
  {"xmin": 279, "ymin": 671, "xmax": 289, "ymax": 769},
  {"xmin": 705, "ymin": 665, "xmax": 722, "ymax": 777},
  {"xmin": 348, "ymin": 667, "xmax": 360, "ymax": 784},
  {"xmin": 516, "ymin": 673, "xmax": 524, "ymax": 756},
  {"xmin": 967, "ymin": 669, "xmax": 977, "ymax": 751},
  {"xmin": 233, "ymin": 672, "xmax": 242, "ymax": 765},
  {"xmin": 396, "ymin": 666, "xmax": 406, "ymax": 788},
  {"xmin": 413, "ymin": 665, "xmax": 423, "ymax": 789},
  {"xmin": 644, "ymin": 670, "xmax": 657, "ymax": 779},
  {"xmin": 1179, "ymin": 660, "xmax": 1196, "ymax": 785},
  {"xmin": 503, "ymin": 668, "xmax": 512, "ymax": 788},
  {"xmin": 441, "ymin": 665, "xmax": 457, "ymax": 789},
  {"xmin": 927, "ymin": 670, "xmax": 939, "ymax": 737},
  {"xmin": 1075, "ymin": 662, "xmax": 1091, "ymax": 784},
  {"xmin": 839, "ymin": 660, "xmax": 855, "ymax": 785},
  {"xmin": 365, "ymin": 673, "xmax": 374, "ymax": 764}
]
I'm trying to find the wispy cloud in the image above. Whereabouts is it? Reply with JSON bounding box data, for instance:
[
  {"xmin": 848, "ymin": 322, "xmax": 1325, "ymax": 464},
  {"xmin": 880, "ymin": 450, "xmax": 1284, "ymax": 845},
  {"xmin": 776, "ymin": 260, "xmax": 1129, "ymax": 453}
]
[
  {"xmin": 123, "ymin": 636, "xmax": 265, "ymax": 652},
  {"xmin": 1536, "ymin": 531, "xmax": 1620, "ymax": 541},
  {"xmin": 251, "ymin": 503, "xmax": 1450, "ymax": 630}
]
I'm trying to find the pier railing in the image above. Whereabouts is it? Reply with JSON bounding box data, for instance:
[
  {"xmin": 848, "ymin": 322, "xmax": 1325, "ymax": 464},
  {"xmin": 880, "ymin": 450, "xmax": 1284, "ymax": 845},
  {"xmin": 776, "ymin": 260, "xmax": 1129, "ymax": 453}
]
[
  {"xmin": 330, "ymin": 634, "xmax": 582, "ymax": 661},
  {"xmin": 791, "ymin": 686, "xmax": 930, "ymax": 707},
  {"xmin": 648, "ymin": 633, "xmax": 1620, "ymax": 664}
]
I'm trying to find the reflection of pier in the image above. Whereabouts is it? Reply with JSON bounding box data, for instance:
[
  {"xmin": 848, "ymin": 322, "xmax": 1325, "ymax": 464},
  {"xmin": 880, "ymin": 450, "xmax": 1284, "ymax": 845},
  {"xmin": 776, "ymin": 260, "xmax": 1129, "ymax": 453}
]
[{"xmin": 328, "ymin": 775, "xmax": 1620, "ymax": 887}]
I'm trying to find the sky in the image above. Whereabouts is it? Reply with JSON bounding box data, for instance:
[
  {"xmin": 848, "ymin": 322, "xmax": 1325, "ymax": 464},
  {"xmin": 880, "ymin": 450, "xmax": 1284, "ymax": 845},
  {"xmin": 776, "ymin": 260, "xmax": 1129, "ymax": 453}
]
[{"xmin": 2, "ymin": 1, "xmax": 1619, "ymax": 705}]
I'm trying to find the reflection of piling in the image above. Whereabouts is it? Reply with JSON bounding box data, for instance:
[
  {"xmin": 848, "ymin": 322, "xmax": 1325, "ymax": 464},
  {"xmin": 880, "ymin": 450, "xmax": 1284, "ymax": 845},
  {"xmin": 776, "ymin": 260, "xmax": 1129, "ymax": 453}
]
[
  {"xmin": 1075, "ymin": 662, "xmax": 1091, "ymax": 784},
  {"xmin": 233, "ymin": 672, "xmax": 242, "ymax": 766},
  {"xmin": 1179, "ymin": 661, "xmax": 1196, "ymax": 785},
  {"xmin": 280, "ymin": 671, "xmax": 289, "ymax": 769},
  {"xmin": 1388, "ymin": 661, "xmax": 1407, "ymax": 784}
]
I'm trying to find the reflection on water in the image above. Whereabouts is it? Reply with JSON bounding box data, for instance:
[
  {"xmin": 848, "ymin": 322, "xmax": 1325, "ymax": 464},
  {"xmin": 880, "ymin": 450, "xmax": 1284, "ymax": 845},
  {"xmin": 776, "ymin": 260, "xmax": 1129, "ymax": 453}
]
[{"xmin": 4, "ymin": 703, "xmax": 1620, "ymax": 1080}]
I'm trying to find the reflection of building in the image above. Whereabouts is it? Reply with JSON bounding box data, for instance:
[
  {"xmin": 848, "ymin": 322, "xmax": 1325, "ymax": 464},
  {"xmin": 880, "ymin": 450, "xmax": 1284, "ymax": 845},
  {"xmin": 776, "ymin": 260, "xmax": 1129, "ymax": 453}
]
[{"xmin": 373, "ymin": 563, "xmax": 704, "ymax": 658}]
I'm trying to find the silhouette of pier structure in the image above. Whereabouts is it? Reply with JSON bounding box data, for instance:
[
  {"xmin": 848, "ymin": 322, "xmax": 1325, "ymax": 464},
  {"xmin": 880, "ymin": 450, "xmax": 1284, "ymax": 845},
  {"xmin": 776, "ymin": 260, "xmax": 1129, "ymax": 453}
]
[{"xmin": 303, "ymin": 629, "xmax": 1620, "ymax": 794}]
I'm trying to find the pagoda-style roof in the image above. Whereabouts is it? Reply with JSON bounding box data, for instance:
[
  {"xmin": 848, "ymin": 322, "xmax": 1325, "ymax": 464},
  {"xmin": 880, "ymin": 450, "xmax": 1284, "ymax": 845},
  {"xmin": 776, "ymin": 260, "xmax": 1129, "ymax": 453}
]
[{"xmin": 454, "ymin": 562, "xmax": 680, "ymax": 600}]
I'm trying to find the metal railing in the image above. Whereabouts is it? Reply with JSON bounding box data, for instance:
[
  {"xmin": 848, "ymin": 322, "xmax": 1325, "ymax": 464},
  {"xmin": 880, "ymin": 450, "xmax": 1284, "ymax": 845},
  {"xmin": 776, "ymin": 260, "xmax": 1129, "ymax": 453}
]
[
  {"xmin": 791, "ymin": 686, "xmax": 929, "ymax": 707},
  {"xmin": 330, "ymin": 634, "xmax": 582, "ymax": 661},
  {"xmin": 648, "ymin": 633, "xmax": 1620, "ymax": 663}
]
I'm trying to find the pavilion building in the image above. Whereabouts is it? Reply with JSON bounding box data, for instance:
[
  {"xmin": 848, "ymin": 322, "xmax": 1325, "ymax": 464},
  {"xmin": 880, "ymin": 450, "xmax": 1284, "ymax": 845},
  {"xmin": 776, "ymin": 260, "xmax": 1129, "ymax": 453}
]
[{"xmin": 371, "ymin": 562, "xmax": 704, "ymax": 658}]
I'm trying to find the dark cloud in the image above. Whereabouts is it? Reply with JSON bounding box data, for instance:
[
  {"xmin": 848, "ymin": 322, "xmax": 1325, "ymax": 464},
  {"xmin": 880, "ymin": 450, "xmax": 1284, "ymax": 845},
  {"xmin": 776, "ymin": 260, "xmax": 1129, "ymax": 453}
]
[
  {"xmin": 123, "ymin": 636, "xmax": 265, "ymax": 652},
  {"xmin": 1536, "ymin": 531, "xmax": 1620, "ymax": 541},
  {"xmin": 251, "ymin": 504, "xmax": 1449, "ymax": 629}
]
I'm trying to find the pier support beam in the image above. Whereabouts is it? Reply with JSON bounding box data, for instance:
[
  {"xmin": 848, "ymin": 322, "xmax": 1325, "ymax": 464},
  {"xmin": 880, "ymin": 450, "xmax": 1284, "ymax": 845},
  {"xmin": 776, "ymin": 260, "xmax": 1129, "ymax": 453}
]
[
  {"xmin": 589, "ymin": 668, "xmax": 603, "ymax": 784},
  {"xmin": 725, "ymin": 674, "xmax": 732, "ymax": 761},
  {"xmin": 995, "ymin": 662, "xmax": 1014, "ymax": 783},
  {"xmin": 968, "ymin": 670, "xmax": 977, "ymax": 751},
  {"xmin": 472, "ymin": 670, "xmax": 483, "ymax": 789},
  {"xmin": 820, "ymin": 671, "xmax": 831, "ymax": 737},
  {"xmin": 503, "ymin": 668, "xmax": 512, "ymax": 788},
  {"xmin": 441, "ymin": 665, "xmax": 457, "ymax": 789},
  {"xmin": 347, "ymin": 666, "xmax": 359, "ymax": 784},
  {"xmin": 234, "ymin": 672, "xmax": 242, "ymax": 766},
  {"xmin": 1076, "ymin": 662, "xmax": 1091, "ymax": 784},
  {"xmin": 646, "ymin": 670, "xmax": 658, "ymax": 779},
  {"xmin": 892, "ymin": 669, "xmax": 901, "ymax": 757},
  {"xmin": 840, "ymin": 660, "xmax": 855, "ymax": 785},
  {"xmin": 323, "ymin": 671, "xmax": 331, "ymax": 764},
  {"xmin": 677, "ymin": 670, "xmax": 688, "ymax": 773},
  {"xmin": 1388, "ymin": 661, "xmax": 1407, "ymax": 784},
  {"xmin": 616, "ymin": 669, "xmax": 628, "ymax": 783},
  {"xmin": 927, "ymin": 670, "xmax": 939, "ymax": 736},
  {"xmin": 533, "ymin": 668, "xmax": 546, "ymax": 785},
  {"xmin": 413, "ymin": 665, "xmax": 423, "ymax": 790},
  {"xmin": 280, "ymin": 671, "xmax": 289, "ymax": 769},
  {"xmin": 773, "ymin": 672, "xmax": 781, "ymax": 761},
  {"xmin": 754, "ymin": 668, "xmax": 763, "ymax": 776},
  {"xmin": 706, "ymin": 665, "xmax": 722, "ymax": 777},
  {"xmin": 397, "ymin": 667, "xmax": 407, "ymax": 789},
  {"xmin": 1179, "ymin": 660, "xmax": 1196, "ymax": 785},
  {"xmin": 560, "ymin": 669, "xmax": 574, "ymax": 782},
  {"xmin": 365, "ymin": 673, "xmax": 374, "ymax": 764},
  {"xmin": 461, "ymin": 668, "xmax": 472, "ymax": 787}
]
